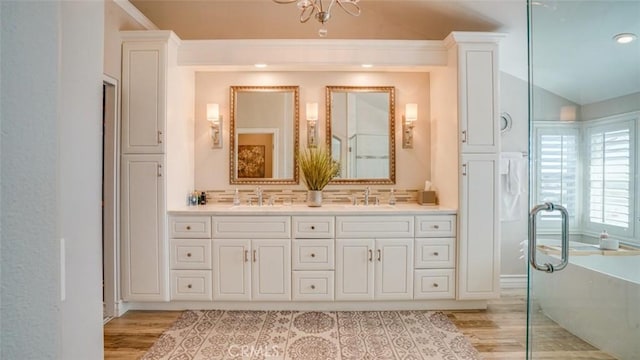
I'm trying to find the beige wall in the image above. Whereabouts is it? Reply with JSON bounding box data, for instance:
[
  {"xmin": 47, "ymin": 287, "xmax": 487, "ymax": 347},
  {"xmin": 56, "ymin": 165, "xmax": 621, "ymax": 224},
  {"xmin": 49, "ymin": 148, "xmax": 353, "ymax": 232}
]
[
  {"xmin": 104, "ymin": 0, "xmax": 146, "ymax": 79},
  {"xmin": 195, "ymin": 71, "xmax": 431, "ymax": 191}
]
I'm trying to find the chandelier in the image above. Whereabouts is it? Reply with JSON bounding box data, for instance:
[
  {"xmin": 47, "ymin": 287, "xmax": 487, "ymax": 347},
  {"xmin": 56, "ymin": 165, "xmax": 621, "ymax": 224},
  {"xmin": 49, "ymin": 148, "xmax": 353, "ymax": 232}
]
[{"xmin": 272, "ymin": 0, "xmax": 361, "ymax": 37}]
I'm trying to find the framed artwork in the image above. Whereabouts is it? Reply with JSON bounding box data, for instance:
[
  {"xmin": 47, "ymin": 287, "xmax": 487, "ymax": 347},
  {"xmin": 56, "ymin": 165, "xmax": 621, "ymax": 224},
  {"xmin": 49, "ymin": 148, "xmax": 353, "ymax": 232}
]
[{"xmin": 237, "ymin": 145, "xmax": 266, "ymax": 178}]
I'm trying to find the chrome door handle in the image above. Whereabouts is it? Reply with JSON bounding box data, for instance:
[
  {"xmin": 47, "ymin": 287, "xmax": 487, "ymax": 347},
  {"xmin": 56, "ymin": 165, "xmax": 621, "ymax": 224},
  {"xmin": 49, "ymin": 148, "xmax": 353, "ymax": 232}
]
[
  {"xmin": 528, "ymin": 202, "xmax": 569, "ymax": 273},
  {"xmin": 461, "ymin": 130, "xmax": 467, "ymax": 143},
  {"xmin": 368, "ymin": 249, "xmax": 373, "ymax": 262}
]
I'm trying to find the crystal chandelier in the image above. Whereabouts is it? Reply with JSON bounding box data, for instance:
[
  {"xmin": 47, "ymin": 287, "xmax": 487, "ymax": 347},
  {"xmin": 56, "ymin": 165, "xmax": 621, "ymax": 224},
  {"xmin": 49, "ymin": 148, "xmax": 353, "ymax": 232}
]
[{"xmin": 272, "ymin": 0, "xmax": 361, "ymax": 37}]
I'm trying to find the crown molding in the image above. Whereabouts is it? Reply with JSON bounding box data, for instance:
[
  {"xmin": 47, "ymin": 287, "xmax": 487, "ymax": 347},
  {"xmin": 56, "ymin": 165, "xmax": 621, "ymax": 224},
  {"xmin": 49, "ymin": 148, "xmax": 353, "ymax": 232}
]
[{"xmin": 113, "ymin": 0, "xmax": 159, "ymax": 30}]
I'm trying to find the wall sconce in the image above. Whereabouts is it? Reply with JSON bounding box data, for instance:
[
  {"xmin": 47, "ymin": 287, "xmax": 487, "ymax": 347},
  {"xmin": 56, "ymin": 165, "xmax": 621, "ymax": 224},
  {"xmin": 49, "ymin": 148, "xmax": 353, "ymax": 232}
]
[
  {"xmin": 207, "ymin": 103, "xmax": 222, "ymax": 149},
  {"xmin": 403, "ymin": 103, "xmax": 417, "ymax": 149},
  {"xmin": 306, "ymin": 102, "xmax": 318, "ymax": 148}
]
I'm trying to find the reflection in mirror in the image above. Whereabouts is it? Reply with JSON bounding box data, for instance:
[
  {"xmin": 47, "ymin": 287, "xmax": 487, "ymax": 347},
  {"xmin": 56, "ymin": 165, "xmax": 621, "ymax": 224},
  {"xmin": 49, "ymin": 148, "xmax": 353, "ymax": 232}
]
[
  {"xmin": 326, "ymin": 86, "xmax": 395, "ymax": 184},
  {"xmin": 230, "ymin": 86, "xmax": 299, "ymax": 184}
]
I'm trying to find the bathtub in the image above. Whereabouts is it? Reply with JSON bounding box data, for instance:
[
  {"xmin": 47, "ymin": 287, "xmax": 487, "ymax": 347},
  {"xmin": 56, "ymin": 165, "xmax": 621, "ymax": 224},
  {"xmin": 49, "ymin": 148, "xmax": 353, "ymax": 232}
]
[{"xmin": 532, "ymin": 241, "xmax": 640, "ymax": 360}]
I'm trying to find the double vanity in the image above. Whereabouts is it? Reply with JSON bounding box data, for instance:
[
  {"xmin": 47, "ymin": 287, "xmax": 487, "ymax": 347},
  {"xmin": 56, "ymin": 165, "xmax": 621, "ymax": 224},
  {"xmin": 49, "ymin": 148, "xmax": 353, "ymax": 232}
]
[
  {"xmin": 119, "ymin": 30, "xmax": 502, "ymax": 313},
  {"xmin": 148, "ymin": 204, "xmax": 483, "ymax": 311}
]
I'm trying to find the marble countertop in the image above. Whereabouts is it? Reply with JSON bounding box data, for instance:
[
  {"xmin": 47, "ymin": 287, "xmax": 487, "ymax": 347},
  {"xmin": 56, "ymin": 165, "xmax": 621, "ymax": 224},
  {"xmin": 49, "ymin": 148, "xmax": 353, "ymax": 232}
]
[{"xmin": 168, "ymin": 203, "xmax": 456, "ymax": 216}]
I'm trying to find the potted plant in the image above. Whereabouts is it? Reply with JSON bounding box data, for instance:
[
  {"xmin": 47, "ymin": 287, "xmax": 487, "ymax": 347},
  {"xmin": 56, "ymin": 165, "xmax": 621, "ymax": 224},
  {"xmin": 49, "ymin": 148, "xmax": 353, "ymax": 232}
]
[{"xmin": 298, "ymin": 147, "xmax": 340, "ymax": 207}]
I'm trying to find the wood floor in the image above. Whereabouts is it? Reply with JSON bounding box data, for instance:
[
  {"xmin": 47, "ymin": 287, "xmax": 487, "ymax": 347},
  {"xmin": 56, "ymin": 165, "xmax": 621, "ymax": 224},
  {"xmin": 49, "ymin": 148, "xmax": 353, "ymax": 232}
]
[{"xmin": 103, "ymin": 289, "xmax": 616, "ymax": 359}]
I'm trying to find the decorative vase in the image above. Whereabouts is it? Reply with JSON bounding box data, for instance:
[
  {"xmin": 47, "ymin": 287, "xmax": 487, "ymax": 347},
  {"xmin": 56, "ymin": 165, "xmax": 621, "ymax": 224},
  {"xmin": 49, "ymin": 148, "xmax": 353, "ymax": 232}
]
[{"xmin": 307, "ymin": 190, "xmax": 323, "ymax": 207}]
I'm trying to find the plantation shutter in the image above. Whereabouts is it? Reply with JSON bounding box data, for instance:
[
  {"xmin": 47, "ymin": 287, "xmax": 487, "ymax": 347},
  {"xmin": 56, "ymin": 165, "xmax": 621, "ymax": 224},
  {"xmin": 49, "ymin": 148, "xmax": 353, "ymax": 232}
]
[
  {"xmin": 535, "ymin": 128, "xmax": 579, "ymax": 226},
  {"xmin": 587, "ymin": 125, "xmax": 632, "ymax": 230}
]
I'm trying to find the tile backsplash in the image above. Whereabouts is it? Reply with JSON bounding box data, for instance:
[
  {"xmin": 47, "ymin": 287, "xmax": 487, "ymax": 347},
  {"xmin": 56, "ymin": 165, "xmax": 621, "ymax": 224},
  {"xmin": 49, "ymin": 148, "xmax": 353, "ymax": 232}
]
[{"xmin": 199, "ymin": 188, "xmax": 420, "ymax": 206}]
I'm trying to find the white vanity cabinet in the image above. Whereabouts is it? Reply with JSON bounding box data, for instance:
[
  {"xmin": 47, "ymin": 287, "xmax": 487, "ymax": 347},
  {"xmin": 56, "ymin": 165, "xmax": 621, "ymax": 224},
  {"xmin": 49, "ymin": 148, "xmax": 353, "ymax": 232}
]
[
  {"xmin": 414, "ymin": 215, "xmax": 457, "ymax": 299},
  {"xmin": 212, "ymin": 216, "xmax": 291, "ymax": 301},
  {"xmin": 292, "ymin": 216, "xmax": 335, "ymax": 301},
  {"xmin": 335, "ymin": 216, "xmax": 414, "ymax": 301},
  {"xmin": 168, "ymin": 216, "xmax": 212, "ymax": 301}
]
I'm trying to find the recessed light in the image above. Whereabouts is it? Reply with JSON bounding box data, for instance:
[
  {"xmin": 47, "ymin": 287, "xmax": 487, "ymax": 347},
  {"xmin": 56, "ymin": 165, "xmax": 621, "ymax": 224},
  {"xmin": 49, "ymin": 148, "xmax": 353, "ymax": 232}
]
[
  {"xmin": 361, "ymin": 64, "xmax": 373, "ymax": 68},
  {"xmin": 254, "ymin": 63, "xmax": 267, "ymax": 68},
  {"xmin": 613, "ymin": 33, "xmax": 637, "ymax": 44}
]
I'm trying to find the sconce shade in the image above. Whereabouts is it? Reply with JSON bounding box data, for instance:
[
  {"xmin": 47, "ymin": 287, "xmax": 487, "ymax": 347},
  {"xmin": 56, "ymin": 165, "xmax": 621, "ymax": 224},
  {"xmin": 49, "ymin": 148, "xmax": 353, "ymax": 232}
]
[
  {"xmin": 405, "ymin": 103, "xmax": 418, "ymax": 122},
  {"xmin": 306, "ymin": 102, "xmax": 318, "ymax": 121},
  {"xmin": 207, "ymin": 103, "xmax": 220, "ymax": 121}
]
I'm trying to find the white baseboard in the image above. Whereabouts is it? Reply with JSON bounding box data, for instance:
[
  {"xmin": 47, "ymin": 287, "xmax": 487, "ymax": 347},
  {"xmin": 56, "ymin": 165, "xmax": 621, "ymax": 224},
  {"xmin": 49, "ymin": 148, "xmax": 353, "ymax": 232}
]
[
  {"xmin": 500, "ymin": 274, "xmax": 527, "ymax": 289},
  {"xmin": 115, "ymin": 300, "xmax": 130, "ymax": 317}
]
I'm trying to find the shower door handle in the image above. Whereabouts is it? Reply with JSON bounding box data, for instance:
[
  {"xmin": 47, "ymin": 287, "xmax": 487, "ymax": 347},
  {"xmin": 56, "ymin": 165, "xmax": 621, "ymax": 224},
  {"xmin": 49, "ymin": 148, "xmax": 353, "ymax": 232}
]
[{"xmin": 528, "ymin": 202, "xmax": 569, "ymax": 273}]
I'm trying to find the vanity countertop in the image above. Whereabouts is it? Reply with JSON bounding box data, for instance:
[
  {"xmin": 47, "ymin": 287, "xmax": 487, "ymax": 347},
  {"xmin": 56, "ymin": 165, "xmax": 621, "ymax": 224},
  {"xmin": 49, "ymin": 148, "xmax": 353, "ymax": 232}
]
[{"xmin": 168, "ymin": 203, "xmax": 456, "ymax": 216}]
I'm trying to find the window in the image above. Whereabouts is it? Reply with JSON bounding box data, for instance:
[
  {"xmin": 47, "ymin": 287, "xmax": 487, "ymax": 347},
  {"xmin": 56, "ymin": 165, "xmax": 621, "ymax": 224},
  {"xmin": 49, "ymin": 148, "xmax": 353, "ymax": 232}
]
[
  {"xmin": 533, "ymin": 126, "xmax": 580, "ymax": 229},
  {"xmin": 585, "ymin": 121, "xmax": 634, "ymax": 236}
]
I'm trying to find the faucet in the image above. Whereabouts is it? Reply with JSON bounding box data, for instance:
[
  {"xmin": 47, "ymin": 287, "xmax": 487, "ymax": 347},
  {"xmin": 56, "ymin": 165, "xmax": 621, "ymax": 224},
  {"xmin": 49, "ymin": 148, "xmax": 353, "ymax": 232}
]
[
  {"xmin": 255, "ymin": 186, "xmax": 263, "ymax": 206},
  {"xmin": 364, "ymin": 186, "xmax": 370, "ymax": 206}
]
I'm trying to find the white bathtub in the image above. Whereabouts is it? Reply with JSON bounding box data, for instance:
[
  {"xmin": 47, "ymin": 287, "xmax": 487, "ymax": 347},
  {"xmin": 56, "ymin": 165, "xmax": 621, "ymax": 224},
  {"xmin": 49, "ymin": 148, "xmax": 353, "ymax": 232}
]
[{"xmin": 532, "ymin": 242, "xmax": 640, "ymax": 360}]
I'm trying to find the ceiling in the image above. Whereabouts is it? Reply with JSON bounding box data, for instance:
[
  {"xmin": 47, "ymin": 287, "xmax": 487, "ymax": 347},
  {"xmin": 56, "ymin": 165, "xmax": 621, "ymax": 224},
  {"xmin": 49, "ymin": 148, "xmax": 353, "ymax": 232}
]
[{"xmin": 128, "ymin": 0, "xmax": 639, "ymax": 106}]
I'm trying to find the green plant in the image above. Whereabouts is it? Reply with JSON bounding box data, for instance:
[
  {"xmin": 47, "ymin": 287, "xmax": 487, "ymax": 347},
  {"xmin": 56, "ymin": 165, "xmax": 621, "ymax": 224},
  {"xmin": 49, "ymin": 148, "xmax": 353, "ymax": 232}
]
[{"xmin": 298, "ymin": 147, "xmax": 340, "ymax": 191}]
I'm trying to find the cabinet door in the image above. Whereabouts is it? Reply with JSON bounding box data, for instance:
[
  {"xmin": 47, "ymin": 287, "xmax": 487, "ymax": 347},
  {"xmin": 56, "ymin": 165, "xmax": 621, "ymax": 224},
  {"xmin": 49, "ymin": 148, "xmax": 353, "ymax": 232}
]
[
  {"xmin": 122, "ymin": 41, "xmax": 166, "ymax": 154},
  {"xmin": 374, "ymin": 239, "xmax": 413, "ymax": 300},
  {"xmin": 458, "ymin": 43, "xmax": 499, "ymax": 153},
  {"xmin": 458, "ymin": 153, "xmax": 500, "ymax": 299},
  {"xmin": 213, "ymin": 239, "xmax": 251, "ymax": 301},
  {"xmin": 252, "ymin": 240, "xmax": 291, "ymax": 301},
  {"xmin": 121, "ymin": 154, "xmax": 167, "ymax": 301},
  {"xmin": 336, "ymin": 239, "xmax": 374, "ymax": 300}
]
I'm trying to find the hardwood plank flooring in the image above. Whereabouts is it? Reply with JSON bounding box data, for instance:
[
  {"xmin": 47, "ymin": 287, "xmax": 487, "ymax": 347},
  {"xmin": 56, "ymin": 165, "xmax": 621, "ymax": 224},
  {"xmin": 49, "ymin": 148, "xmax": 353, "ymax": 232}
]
[{"xmin": 103, "ymin": 289, "xmax": 617, "ymax": 359}]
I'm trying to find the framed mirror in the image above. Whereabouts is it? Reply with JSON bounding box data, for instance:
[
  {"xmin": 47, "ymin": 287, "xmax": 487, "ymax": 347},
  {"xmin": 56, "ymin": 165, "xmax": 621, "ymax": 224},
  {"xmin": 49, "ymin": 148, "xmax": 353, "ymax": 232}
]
[
  {"xmin": 326, "ymin": 86, "xmax": 396, "ymax": 184},
  {"xmin": 230, "ymin": 85, "xmax": 299, "ymax": 185}
]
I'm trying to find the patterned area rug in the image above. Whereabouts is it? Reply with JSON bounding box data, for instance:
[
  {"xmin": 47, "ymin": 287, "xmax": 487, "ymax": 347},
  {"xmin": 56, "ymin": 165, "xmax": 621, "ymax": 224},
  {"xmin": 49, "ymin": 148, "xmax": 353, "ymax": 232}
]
[{"xmin": 143, "ymin": 310, "xmax": 480, "ymax": 360}]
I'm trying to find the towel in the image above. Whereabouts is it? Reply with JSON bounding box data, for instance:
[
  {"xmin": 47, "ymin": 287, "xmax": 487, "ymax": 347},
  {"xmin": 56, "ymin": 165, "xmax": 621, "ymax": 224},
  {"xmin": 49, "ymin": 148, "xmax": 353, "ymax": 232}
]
[{"xmin": 500, "ymin": 152, "xmax": 528, "ymax": 221}]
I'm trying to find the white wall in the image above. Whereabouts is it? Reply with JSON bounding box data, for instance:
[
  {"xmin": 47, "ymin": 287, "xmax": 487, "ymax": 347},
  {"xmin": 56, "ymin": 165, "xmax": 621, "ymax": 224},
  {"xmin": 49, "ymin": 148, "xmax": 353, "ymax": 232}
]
[
  {"xmin": 0, "ymin": 2, "xmax": 104, "ymax": 358},
  {"xmin": 499, "ymin": 72, "xmax": 529, "ymax": 276},
  {"xmin": 194, "ymin": 71, "xmax": 431, "ymax": 192}
]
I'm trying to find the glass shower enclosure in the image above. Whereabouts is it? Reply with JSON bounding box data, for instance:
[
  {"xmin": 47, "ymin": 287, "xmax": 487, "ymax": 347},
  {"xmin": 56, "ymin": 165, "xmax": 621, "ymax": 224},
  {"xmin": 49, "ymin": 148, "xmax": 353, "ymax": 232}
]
[{"xmin": 527, "ymin": 1, "xmax": 640, "ymax": 359}]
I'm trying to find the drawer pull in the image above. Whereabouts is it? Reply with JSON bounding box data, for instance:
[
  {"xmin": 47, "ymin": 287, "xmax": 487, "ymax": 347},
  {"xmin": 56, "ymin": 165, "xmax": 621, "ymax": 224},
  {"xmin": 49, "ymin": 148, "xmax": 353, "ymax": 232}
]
[
  {"xmin": 368, "ymin": 249, "xmax": 373, "ymax": 262},
  {"xmin": 187, "ymin": 284, "xmax": 192, "ymax": 289},
  {"xmin": 311, "ymin": 226, "xmax": 315, "ymax": 230},
  {"xmin": 433, "ymin": 283, "xmax": 439, "ymax": 288},
  {"xmin": 310, "ymin": 285, "xmax": 316, "ymax": 290},
  {"xmin": 187, "ymin": 252, "xmax": 192, "ymax": 257},
  {"xmin": 310, "ymin": 253, "xmax": 316, "ymax": 258},
  {"xmin": 433, "ymin": 225, "xmax": 440, "ymax": 229},
  {"xmin": 433, "ymin": 252, "xmax": 439, "ymax": 256},
  {"xmin": 244, "ymin": 250, "xmax": 249, "ymax": 262},
  {"xmin": 186, "ymin": 226, "xmax": 191, "ymax": 230},
  {"xmin": 377, "ymin": 249, "xmax": 382, "ymax": 262},
  {"xmin": 253, "ymin": 250, "xmax": 257, "ymax": 262}
]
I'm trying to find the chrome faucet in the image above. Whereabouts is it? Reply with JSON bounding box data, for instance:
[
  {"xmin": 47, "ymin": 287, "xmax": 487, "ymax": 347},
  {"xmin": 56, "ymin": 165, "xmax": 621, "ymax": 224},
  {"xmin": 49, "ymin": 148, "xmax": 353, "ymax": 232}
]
[
  {"xmin": 255, "ymin": 186, "xmax": 263, "ymax": 206},
  {"xmin": 364, "ymin": 186, "xmax": 370, "ymax": 206}
]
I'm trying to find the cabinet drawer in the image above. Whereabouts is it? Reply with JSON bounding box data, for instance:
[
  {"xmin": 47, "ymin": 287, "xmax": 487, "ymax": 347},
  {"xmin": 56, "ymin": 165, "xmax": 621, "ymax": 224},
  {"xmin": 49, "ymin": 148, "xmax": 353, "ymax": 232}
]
[
  {"xmin": 170, "ymin": 270, "xmax": 212, "ymax": 301},
  {"xmin": 292, "ymin": 216, "xmax": 334, "ymax": 238},
  {"xmin": 336, "ymin": 216, "xmax": 414, "ymax": 238},
  {"xmin": 414, "ymin": 269, "xmax": 455, "ymax": 299},
  {"xmin": 170, "ymin": 239, "xmax": 212, "ymax": 270},
  {"xmin": 415, "ymin": 215, "xmax": 456, "ymax": 237},
  {"xmin": 170, "ymin": 216, "xmax": 212, "ymax": 239},
  {"xmin": 415, "ymin": 238, "xmax": 455, "ymax": 269},
  {"xmin": 292, "ymin": 240, "xmax": 334, "ymax": 270},
  {"xmin": 212, "ymin": 216, "xmax": 291, "ymax": 239},
  {"xmin": 292, "ymin": 271, "xmax": 334, "ymax": 301}
]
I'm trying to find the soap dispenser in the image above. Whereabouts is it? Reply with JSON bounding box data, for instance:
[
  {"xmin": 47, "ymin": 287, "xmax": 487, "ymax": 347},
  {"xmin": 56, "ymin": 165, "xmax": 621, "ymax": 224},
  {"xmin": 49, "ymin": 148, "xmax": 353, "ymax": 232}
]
[
  {"xmin": 388, "ymin": 188, "xmax": 396, "ymax": 205},
  {"xmin": 233, "ymin": 188, "xmax": 241, "ymax": 206},
  {"xmin": 599, "ymin": 230, "xmax": 618, "ymax": 250}
]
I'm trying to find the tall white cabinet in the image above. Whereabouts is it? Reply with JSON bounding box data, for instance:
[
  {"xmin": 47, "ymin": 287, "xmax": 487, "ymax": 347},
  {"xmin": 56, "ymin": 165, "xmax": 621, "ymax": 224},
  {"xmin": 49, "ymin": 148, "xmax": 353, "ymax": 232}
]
[
  {"xmin": 120, "ymin": 31, "xmax": 194, "ymax": 302},
  {"xmin": 446, "ymin": 33, "xmax": 502, "ymax": 300}
]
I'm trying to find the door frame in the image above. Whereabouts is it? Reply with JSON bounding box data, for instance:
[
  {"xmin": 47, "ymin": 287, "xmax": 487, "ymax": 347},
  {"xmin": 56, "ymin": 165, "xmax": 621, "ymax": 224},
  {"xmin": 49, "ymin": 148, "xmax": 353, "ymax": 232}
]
[{"xmin": 102, "ymin": 74, "xmax": 122, "ymax": 318}]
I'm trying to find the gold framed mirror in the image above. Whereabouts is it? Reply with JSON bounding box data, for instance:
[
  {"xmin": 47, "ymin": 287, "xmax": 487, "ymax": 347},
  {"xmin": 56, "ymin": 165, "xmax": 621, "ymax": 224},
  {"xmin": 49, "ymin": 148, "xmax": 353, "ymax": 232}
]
[
  {"xmin": 229, "ymin": 85, "xmax": 299, "ymax": 185},
  {"xmin": 326, "ymin": 86, "xmax": 396, "ymax": 184}
]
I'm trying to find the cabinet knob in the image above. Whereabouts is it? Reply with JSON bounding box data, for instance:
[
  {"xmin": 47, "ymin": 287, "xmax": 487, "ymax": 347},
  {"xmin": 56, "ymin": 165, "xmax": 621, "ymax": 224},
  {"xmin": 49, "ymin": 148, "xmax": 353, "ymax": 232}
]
[
  {"xmin": 187, "ymin": 284, "xmax": 192, "ymax": 289},
  {"xmin": 186, "ymin": 226, "xmax": 191, "ymax": 230},
  {"xmin": 433, "ymin": 283, "xmax": 439, "ymax": 288},
  {"xmin": 310, "ymin": 253, "xmax": 316, "ymax": 258},
  {"xmin": 310, "ymin": 285, "xmax": 316, "ymax": 290},
  {"xmin": 187, "ymin": 252, "xmax": 192, "ymax": 257},
  {"xmin": 311, "ymin": 225, "xmax": 315, "ymax": 230},
  {"xmin": 433, "ymin": 225, "xmax": 439, "ymax": 229},
  {"xmin": 433, "ymin": 252, "xmax": 439, "ymax": 256}
]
